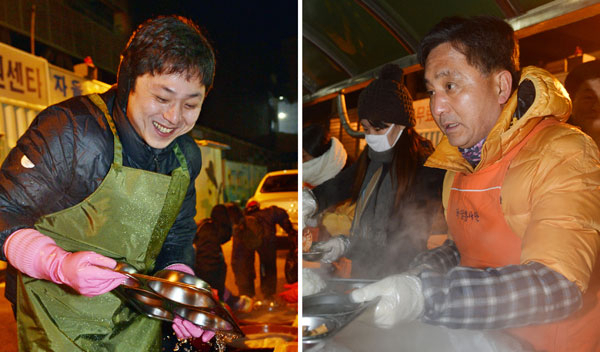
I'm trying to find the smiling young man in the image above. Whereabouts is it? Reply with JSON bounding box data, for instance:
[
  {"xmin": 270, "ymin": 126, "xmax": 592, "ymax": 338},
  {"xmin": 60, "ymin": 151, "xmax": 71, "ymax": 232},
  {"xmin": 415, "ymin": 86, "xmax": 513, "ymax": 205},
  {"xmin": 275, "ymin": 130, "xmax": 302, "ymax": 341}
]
[
  {"xmin": 126, "ymin": 72, "xmax": 206, "ymax": 149},
  {"xmin": 351, "ymin": 16, "xmax": 600, "ymax": 352},
  {"xmin": 0, "ymin": 16, "xmax": 217, "ymax": 351}
]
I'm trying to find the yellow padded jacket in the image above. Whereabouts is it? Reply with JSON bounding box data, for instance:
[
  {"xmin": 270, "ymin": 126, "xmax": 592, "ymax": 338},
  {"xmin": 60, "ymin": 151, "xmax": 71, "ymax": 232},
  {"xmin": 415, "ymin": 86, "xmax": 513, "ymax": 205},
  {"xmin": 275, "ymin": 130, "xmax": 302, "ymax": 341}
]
[{"xmin": 425, "ymin": 66, "xmax": 600, "ymax": 292}]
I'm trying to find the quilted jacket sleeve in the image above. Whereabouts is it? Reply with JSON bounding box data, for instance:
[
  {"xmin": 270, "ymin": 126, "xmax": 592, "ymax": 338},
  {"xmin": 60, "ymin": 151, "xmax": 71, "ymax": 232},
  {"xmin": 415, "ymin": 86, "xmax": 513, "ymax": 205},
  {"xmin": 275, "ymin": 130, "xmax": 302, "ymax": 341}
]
[
  {"xmin": 519, "ymin": 126, "xmax": 600, "ymax": 291},
  {"xmin": 0, "ymin": 106, "xmax": 77, "ymax": 261}
]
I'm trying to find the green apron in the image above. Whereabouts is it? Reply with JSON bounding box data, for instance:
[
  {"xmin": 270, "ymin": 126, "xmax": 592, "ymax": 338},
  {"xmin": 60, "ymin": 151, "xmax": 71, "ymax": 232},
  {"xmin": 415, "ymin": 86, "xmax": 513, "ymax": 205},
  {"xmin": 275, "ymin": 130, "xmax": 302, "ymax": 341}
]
[{"xmin": 16, "ymin": 94, "xmax": 191, "ymax": 352}]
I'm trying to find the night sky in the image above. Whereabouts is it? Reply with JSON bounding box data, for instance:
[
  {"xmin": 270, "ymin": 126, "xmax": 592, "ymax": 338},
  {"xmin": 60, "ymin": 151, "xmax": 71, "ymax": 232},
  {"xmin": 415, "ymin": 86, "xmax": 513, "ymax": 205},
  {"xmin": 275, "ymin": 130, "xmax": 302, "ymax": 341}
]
[{"xmin": 129, "ymin": 1, "xmax": 298, "ymax": 146}]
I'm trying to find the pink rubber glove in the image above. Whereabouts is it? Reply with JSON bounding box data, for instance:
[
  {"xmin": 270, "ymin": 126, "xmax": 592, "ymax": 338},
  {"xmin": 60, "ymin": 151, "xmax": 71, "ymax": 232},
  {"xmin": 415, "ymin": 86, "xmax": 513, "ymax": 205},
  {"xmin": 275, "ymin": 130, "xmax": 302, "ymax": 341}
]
[
  {"xmin": 4, "ymin": 229, "xmax": 126, "ymax": 297},
  {"xmin": 164, "ymin": 263, "xmax": 196, "ymax": 275},
  {"xmin": 172, "ymin": 315, "xmax": 216, "ymax": 342},
  {"xmin": 165, "ymin": 263, "xmax": 216, "ymax": 342}
]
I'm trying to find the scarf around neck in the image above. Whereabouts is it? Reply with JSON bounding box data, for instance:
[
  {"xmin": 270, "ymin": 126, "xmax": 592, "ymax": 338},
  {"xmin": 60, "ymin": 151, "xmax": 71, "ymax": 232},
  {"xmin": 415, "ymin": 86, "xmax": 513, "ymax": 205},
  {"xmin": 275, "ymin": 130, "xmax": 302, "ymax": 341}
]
[{"xmin": 459, "ymin": 137, "xmax": 486, "ymax": 167}]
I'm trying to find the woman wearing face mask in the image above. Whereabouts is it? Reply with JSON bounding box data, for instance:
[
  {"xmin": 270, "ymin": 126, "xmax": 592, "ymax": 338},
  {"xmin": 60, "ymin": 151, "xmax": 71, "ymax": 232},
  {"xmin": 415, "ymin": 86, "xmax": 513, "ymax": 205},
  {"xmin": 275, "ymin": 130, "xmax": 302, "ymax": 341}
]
[{"xmin": 304, "ymin": 64, "xmax": 446, "ymax": 279}]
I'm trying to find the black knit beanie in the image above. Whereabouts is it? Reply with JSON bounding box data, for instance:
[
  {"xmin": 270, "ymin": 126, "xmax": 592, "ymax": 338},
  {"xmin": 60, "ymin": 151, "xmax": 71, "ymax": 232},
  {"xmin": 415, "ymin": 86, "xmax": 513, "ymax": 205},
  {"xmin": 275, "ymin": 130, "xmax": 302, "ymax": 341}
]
[
  {"xmin": 565, "ymin": 60, "xmax": 600, "ymax": 98},
  {"xmin": 357, "ymin": 64, "xmax": 415, "ymax": 127}
]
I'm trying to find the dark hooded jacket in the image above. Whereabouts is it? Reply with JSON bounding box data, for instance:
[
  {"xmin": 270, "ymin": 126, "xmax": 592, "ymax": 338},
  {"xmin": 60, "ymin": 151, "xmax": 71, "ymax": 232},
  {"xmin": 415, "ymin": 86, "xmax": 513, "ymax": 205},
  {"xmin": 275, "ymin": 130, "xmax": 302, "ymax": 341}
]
[{"xmin": 0, "ymin": 87, "xmax": 202, "ymax": 303}]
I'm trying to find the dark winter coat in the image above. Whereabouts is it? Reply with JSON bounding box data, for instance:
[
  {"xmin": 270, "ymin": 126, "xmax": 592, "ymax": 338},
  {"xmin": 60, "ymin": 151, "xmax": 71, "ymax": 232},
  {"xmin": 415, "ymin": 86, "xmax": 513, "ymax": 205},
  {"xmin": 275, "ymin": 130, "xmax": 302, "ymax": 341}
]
[
  {"xmin": 194, "ymin": 218, "xmax": 231, "ymax": 274},
  {"xmin": 248, "ymin": 206, "xmax": 297, "ymax": 242},
  {"xmin": 0, "ymin": 87, "xmax": 202, "ymax": 302}
]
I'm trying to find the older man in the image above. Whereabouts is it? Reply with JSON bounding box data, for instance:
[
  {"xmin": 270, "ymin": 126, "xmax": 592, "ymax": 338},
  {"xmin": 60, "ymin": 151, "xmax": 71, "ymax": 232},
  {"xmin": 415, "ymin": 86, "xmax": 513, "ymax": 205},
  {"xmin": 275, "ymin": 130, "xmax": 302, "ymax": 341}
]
[{"xmin": 351, "ymin": 16, "xmax": 600, "ymax": 352}]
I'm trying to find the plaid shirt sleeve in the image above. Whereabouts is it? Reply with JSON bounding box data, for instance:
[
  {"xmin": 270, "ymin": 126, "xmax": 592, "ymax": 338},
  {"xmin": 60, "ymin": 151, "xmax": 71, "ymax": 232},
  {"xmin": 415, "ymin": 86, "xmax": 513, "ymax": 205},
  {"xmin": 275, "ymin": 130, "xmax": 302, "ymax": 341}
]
[
  {"xmin": 408, "ymin": 239, "xmax": 461, "ymax": 274},
  {"xmin": 417, "ymin": 261, "xmax": 583, "ymax": 329}
]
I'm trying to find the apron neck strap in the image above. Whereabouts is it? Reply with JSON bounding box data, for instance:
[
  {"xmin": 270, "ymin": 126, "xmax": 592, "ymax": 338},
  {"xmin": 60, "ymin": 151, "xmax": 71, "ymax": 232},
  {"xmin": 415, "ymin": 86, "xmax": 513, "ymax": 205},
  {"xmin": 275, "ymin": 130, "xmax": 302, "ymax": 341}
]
[
  {"xmin": 173, "ymin": 143, "xmax": 188, "ymax": 174},
  {"xmin": 88, "ymin": 93, "xmax": 123, "ymax": 165}
]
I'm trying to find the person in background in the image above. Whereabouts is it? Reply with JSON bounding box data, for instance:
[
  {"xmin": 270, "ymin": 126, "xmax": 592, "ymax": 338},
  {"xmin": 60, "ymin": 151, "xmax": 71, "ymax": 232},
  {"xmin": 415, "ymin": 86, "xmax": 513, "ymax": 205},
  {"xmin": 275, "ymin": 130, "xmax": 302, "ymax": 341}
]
[
  {"xmin": 302, "ymin": 123, "xmax": 349, "ymax": 188},
  {"xmin": 194, "ymin": 204, "xmax": 232, "ymax": 300},
  {"xmin": 565, "ymin": 59, "xmax": 600, "ymax": 148},
  {"xmin": 302, "ymin": 123, "xmax": 354, "ymax": 279},
  {"xmin": 195, "ymin": 202, "xmax": 253, "ymax": 313},
  {"xmin": 0, "ymin": 15, "xmax": 216, "ymax": 350},
  {"xmin": 351, "ymin": 16, "xmax": 600, "ymax": 352},
  {"xmin": 232, "ymin": 201, "xmax": 297, "ymax": 300},
  {"xmin": 231, "ymin": 202, "xmax": 262, "ymax": 298},
  {"xmin": 302, "ymin": 123, "xmax": 354, "ymax": 239},
  {"xmin": 303, "ymin": 64, "xmax": 445, "ymax": 279}
]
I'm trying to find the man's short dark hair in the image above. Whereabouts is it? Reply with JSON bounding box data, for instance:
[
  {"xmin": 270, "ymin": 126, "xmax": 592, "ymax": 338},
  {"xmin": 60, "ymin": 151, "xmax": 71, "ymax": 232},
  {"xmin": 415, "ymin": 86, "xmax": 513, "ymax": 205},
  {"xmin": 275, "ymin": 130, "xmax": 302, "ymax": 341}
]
[
  {"xmin": 418, "ymin": 16, "xmax": 520, "ymax": 90},
  {"xmin": 116, "ymin": 15, "xmax": 216, "ymax": 108}
]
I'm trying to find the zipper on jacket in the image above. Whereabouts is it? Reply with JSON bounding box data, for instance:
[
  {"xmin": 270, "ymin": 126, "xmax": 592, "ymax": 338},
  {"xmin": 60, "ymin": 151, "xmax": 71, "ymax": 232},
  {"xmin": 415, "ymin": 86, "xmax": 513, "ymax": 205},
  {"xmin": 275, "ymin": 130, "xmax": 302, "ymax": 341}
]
[{"xmin": 154, "ymin": 155, "xmax": 160, "ymax": 172}]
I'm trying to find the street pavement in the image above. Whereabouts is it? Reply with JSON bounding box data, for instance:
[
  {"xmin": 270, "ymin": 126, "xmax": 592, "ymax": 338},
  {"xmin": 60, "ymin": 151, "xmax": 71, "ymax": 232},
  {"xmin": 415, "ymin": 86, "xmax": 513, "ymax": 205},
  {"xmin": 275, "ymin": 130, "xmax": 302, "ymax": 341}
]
[
  {"xmin": 222, "ymin": 239, "xmax": 291, "ymax": 300},
  {"xmin": 0, "ymin": 282, "xmax": 17, "ymax": 352}
]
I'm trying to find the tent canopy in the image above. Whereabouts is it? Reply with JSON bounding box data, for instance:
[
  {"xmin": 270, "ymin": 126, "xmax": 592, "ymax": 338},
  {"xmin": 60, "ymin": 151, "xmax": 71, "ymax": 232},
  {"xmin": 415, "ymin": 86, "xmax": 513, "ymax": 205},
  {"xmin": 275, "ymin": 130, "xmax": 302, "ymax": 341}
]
[{"xmin": 303, "ymin": 0, "xmax": 600, "ymax": 105}]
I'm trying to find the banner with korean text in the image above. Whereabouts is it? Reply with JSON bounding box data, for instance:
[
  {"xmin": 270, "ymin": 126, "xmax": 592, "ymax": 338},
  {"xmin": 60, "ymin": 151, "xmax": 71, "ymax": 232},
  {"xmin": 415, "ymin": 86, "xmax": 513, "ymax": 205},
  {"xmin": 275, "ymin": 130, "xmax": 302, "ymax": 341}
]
[
  {"xmin": 0, "ymin": 42, "xmax": 49, "ymax": 106},
  {"xmin": 413, "ymin": 98, "xmax": 443, "ymax": 146},
  {"xmin": 48, "ymin": 65, "xmax": 111, "ymax": 105}
]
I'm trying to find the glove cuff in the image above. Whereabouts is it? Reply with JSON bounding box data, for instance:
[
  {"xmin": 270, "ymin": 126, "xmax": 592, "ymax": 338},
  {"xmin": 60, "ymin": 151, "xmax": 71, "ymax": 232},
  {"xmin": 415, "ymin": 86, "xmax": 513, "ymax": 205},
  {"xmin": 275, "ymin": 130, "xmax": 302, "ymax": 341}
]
[
  {"xmin": 337, "ymin": 235, "xmax": 350, "ymax": 255},
  {"xmin": 4, "ymin": 228, "xmax": 67, "ymax": 282},
  {"xmin": 302, "ymin": 188, "xmax": 318, "ymax": 215},
  {"xmin": 402, "ymin": 275, "xmax": 425, "ymax": 321}
]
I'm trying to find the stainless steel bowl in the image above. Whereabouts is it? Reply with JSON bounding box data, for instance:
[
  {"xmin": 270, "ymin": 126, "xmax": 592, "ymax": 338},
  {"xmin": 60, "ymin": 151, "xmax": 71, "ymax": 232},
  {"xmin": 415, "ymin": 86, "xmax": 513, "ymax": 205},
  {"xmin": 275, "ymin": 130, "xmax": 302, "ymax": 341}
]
[
  {"xmin": 111, "ymin": 262, "xmax": 243, "ymax": 336},
  {"xmin": 146, "ymin": 278, "xmax": 216, "ymax": 308},
  {"xmin": 173, "ymin": 306, "xmax": 234, "ymax": 332},
  {"xmin": 303, "ymin": 244, "xmax": 331, "ymax": 262},
  {"xmin": 131, "ymin": 302, "xmax": 173, "ymax": 321},
  {"xmin": 114, "ymin": 262, "xmax": 138, "ymax": 274},
  {"xmin": 109, "ymin": 262, "xmax": 141, "ymax": 288},
  {"xmin": 154, "ymin": 269, "xmax": 212, "ymax": 292},
  {"xmin": 303, "ymin": 293, "xmax": 363, "ymax": 317},
  {"xmin": 302, "ymin": 316, "xmax": 339, "ymax": 342},
  {"xmin": 302, "ymin": 250, "xmax": 326, "ymax": 262},
  {"xmin": 122, "ymin": 286, "xmax": 165, "ymax": 307},
  {"xmin": 122, "ymin": 288, "xmax": 173, "ymax": 321}
]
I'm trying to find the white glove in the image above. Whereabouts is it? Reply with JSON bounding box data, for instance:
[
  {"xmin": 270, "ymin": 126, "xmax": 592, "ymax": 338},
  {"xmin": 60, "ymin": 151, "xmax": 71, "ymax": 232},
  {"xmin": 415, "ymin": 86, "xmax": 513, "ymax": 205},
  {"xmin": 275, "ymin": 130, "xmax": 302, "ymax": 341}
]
[
  {"xmin": 312, "ymin": 236, "xmax": 348, "ymax": 263},
  {"xmin": 350, "ymin": 274, "xmax": 424, "ymax": 328},
  {"xmin": 302, "ymin": 188, "xmax": 318, "ymax": 228}
]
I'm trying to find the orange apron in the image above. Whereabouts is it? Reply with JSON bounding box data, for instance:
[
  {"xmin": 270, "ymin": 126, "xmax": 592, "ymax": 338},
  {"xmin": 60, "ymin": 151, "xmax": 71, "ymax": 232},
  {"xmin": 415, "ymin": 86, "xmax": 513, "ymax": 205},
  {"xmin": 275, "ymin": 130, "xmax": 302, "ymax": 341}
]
[{"xmin": 447, "ymin": 118, "xmax": 600, "ymax": 352}]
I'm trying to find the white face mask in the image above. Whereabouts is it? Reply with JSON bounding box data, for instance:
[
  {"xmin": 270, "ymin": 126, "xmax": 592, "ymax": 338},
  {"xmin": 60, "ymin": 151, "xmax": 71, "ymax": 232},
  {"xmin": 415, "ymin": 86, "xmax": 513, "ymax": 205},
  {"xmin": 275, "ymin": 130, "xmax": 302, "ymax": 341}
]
[{"xmin": 365, "ymin": 124, "xmax": 403, "ymax": 152}]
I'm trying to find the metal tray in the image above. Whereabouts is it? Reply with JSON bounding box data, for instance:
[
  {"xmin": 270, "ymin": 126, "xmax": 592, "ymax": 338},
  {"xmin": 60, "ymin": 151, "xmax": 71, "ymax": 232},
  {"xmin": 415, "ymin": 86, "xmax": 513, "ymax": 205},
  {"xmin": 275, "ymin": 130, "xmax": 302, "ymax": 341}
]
[
  {"xmin": 302, "ymin": 292, "xmax": 379, "ymax": 344},
  {"xmin": 303, "ymin": 293, "xmax": 365, "ymax": 317},
  {"xmin": 110, "ymin": 262, "xmax": 244, "ymax": 337},
  {"xmin": 146, "ymin": 272, "xmax": 216, "ymax": 308},
  {"xmin": 302, "ymin": 246, "xmax": 330, "ymax": 262},
  {"xmin": 301, "ymin": 316, "xmax": 340, "ymax": 344}
]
